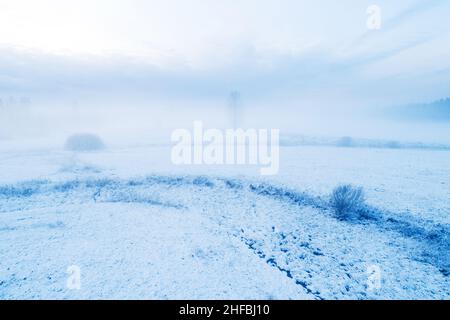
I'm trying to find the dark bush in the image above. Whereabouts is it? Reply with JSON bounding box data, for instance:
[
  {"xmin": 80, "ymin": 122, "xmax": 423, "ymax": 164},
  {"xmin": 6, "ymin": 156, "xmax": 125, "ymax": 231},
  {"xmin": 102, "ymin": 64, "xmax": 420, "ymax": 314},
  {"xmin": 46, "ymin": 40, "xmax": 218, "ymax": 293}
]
[
  {"xmin": 330, "ymin": 184, "xmax": 365, "ymax": 220},
  {"xmin": 337, "ymin": 136, "xmax": 354, "ymax": 147}
]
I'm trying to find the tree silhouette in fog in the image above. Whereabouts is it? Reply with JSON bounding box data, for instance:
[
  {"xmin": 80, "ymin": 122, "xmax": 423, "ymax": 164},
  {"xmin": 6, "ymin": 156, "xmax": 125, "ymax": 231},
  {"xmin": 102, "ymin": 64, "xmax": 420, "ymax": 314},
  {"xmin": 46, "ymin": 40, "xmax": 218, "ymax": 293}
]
[{"xmin": 228, "ymin": 90, "xmax": 241, "ymax": 128}]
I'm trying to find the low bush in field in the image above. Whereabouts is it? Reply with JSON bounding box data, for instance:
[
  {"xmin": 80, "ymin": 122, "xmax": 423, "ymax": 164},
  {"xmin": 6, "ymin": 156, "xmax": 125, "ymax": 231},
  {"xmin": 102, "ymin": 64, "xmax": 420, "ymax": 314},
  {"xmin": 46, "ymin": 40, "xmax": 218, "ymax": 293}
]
[
  {"xmin": 337, "ymin": 136, "xmax": 354, "ymax": 147},
  {"xmin": 330, "ymin": 184, "xmax": 366, "ymax": 220},
  {"xmin": 65, "ymin": 133, "xmax": 105, "ymax": 152}
]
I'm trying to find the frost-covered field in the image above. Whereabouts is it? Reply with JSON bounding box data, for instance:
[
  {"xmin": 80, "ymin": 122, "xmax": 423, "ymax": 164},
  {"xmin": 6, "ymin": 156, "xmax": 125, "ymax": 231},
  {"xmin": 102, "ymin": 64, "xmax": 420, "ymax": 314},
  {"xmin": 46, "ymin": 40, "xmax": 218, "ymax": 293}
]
[{"xmin": 1, "ymin": 143, "xmax": 450, "ymax": 299}]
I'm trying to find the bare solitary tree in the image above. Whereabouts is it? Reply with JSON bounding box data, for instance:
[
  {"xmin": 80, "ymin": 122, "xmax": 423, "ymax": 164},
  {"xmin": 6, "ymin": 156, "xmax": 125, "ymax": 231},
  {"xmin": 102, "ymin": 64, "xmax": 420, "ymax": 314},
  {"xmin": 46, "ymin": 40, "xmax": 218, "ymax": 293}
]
[{"xmin": 228, "ymin": 90, "xmax": 241, "ymax": 129}]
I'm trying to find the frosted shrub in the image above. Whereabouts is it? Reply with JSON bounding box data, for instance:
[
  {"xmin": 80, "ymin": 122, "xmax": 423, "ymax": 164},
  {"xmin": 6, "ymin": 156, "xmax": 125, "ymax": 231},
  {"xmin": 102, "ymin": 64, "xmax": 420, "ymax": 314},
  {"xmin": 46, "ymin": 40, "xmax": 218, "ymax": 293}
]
[
  {"xmin": 330, "ymin": 184, "xmax": 365, "ymax": 220},
  {"xmin": 337, "ymin": 136, "xmax": 354, "ymax": 147},
  {"xmin": 385, "ymin": 141, "xmax": 401, "ymax": 149},
  {"xmin": 65, "ymin": 133, "xmax": 105, "ymax": 152}
]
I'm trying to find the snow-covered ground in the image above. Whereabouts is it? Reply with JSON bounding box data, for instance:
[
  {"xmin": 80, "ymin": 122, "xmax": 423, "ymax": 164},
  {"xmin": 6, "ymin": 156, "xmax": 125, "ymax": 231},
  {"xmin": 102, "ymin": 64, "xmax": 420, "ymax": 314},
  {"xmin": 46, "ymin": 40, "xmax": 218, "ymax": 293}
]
[{"xmin": 1, "ymin": 143, "xmax": 450, "ymax": 299}]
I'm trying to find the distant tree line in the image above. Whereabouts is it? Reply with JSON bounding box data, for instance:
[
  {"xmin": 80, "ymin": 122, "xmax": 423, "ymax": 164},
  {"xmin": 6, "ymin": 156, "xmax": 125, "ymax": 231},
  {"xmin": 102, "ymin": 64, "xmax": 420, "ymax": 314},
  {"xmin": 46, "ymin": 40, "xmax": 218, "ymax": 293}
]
[
  {"xmin": 391, "ymin": 97, "xmax": 450, "ymax": 122},
  {"xmin": 0, "ymin": 96, "xmax": 31, "ymax": 109}
]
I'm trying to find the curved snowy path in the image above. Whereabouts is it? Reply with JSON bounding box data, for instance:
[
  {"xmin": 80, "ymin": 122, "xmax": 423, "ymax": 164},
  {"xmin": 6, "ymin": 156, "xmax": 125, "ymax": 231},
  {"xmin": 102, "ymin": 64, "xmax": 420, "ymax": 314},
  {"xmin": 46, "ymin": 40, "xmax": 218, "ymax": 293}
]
[
  {"xmin": 0, "ymin": 177, "xmax": 309, "ymax": 300},
  {"xmin": 1, "ymin": 174, "xmax": 449, "ymax": 299}
]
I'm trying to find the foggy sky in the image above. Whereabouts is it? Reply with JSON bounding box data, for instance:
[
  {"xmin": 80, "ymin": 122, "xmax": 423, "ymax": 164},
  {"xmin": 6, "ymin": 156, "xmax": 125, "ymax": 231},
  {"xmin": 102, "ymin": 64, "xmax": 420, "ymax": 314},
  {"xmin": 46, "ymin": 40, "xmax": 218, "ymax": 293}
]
[{"xmin": 0, "ymin": 0, "xmax": 449, "ymax": 106}]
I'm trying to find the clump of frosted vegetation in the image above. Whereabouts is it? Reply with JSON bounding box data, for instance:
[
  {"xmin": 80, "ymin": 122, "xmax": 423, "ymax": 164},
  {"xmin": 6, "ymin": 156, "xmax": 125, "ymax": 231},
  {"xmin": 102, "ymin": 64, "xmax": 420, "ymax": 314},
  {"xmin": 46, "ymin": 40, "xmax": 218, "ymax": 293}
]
[
  {"xmin": 330, "ymin": 185, "xmax": 366, "ymax": 220},
  {"xmin": 337, "ymin": 136, "xmax": 354, "ymax": 147},
  {"xmin": 65, "ymin": 134, "xmax": 105, "ymax": 152},
  {"xmin": 385, "ymin": 141, "xmax": 401, "ymax": 149}
]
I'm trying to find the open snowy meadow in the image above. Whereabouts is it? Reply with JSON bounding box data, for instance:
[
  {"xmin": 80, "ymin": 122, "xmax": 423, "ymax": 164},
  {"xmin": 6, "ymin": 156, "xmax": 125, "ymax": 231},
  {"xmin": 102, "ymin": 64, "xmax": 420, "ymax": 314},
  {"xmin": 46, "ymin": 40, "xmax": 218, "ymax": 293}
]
[{"xmin": 1, "ymin": 142, "xmax": 449, "ymax": 300}]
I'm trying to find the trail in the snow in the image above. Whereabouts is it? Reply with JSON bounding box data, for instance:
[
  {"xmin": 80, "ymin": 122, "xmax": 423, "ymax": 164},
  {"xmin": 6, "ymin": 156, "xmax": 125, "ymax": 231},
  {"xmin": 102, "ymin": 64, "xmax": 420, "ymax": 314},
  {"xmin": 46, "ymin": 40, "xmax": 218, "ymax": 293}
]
[
  {"xmin": 247, "ymin": 181, "xmax": 450, "ymax": 278},
  {"xmin": 1, "ymin": 174, "xmax": 449, "ymax": 276},
  {"xmin": 1, "ymin": 174, "xmax": 449, "ymax": 299}
]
